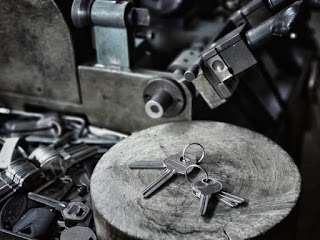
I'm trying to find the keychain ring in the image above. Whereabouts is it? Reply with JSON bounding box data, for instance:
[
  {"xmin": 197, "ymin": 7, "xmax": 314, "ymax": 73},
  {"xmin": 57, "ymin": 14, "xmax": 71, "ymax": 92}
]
[
  {"xmin": 182, "ymin": 143, "xmax": 205, "ymax": 163},
  {"xmin": 185, "ymin": 164, "xmax": 209, "ymax": 184}
]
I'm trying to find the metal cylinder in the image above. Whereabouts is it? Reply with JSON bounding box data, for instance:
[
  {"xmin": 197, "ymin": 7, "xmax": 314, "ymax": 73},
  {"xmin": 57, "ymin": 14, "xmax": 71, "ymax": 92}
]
[
  {"xmin": 71, "ymin": 0, "xmax": 94, "ymax": 28},
  {"xmin": 91, "ymin": 0, "xmax": 131, "ymax": 28},
  {"xmin": 185, "ymin": 64, "xmax": 200, "ymax": 82},
  {"xmin": 145, "ymin": 90, "xmax": 173, "ymax": 119},
  {"xmin": 246, "ymin": 14, "xmax": 275, "ymax": 49},
  {"xmin": 143, "ymin": 78, "xmax": 186, "ymax": 119}
]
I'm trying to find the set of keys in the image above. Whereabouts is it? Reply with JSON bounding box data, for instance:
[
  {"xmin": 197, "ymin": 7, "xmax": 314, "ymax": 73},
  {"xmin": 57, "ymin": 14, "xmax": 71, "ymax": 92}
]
[
  {"xmin": 186, "ymin": 164, "xmax": 245, "ymax": 215},
  {"xmin": 130, "ymin": 143, "xmax": 245, "ymax": 216}
]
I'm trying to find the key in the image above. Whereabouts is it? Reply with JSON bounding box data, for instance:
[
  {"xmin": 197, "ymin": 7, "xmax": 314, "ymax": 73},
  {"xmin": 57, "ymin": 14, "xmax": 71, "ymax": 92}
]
[
  {"xmin": 129, "ymin": 154, "xmax": 196, "ymax": 170},
  {"xmin": 130, "ymin": 143, "xmax": 205, "ymax": 170},
  {"xmin": 3, "ymin": 113, "xmax": 62, "ymax": 137},
  {"xmin": 88, "ymin": 125, "xmax": 128, "ymax": 140},
  {"xmin": 28, "ymin": 192, "xmax": 90, "ymax": 222},
  {"xmin": 72, "ymin": 136, "xmax": 119, "ymax": 147},
  {"xmin": 192, "ymin": 178, "xmax": 245, "ymax": 208},
  {"xmin": 143, "ymin": 154, "xmax": 197, "ymax": 198},
  {"xmin": 59, "ymin": 144, "xmax": 98, "ymax": 169},
  {"xmin": 192, "ymin": 178, "xmax": 223, "ymax": 215},
  {"xmin": 129, "ymin": 160, "xmax": 166, "ymax": 169},
  {"xmin": 0, "ymin": 137, "xmax": 26, "ymax": 169},
  {"xmin": 29, "ymin": 144, "xmax": 98, "ymax": 178},
  {"xmin": 217, "ymin": 191, "xmax": 245, "ymax": 207}
]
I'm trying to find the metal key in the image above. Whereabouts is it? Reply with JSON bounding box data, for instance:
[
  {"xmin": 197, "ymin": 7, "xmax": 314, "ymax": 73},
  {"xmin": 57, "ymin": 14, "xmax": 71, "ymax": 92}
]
[
  {"xmin": 143, "ymin": 154, "xmax": 197, "ymax": 198},
  {"xmin": 217, "ymin": 191, "xmax": 245, "ymax": 207},
  {"xmin": 192, "ymin": 177, "xmax": 223, "ymax": 215},
  {"xmin": 28, "ymin": 192, "xmax": 90, "ymax": 222},
  {"xmin": 129, "ymin": 160, "xmax": 165, "ymax": 169},
  {"xmin": 29, "ymin": 144, "xmax": 98, "ymax": 179},
  {"xmin": 192, "ymin": 178, "xmax": 245, "ymax": 208},
  {"xmin": 130, "ymin": 142, "xmax": 205, "ymax": 170}
]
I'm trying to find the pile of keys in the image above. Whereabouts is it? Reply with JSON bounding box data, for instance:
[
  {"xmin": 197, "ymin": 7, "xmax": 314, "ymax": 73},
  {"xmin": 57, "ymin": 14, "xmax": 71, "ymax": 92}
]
[
  {"xmin": 0, "ymin": 107, "xmax": 127, "ymax": 239},
  {"xmin": 130, "ymin": 143, "xmax": 245, "ymax": 216}
]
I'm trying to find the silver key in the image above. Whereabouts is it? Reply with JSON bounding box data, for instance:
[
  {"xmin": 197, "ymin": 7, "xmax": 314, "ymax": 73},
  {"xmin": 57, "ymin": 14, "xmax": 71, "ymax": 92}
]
[
  {"xmin": 192, "ymin": 178, "xmax": 245, "ymax": 208},
  {"xmin": 29, "ymin": 144, "xmax": 98, "ymax": 178},
  {"xmin": 130, "ymin": 142, "xmax": 205, "ymax": 170},
  {"xmin": 217, "ymin": 191, "xmax": 245, "ymax": 207},
  {"xmin": 143, "ymin": 154, "xmax": 197, "ymax": 198},
  {"xmin": 129, "ymin": 154, "xmax": 197, "ymax": 170},
  {"xmin": 192, "ymin": 178, "xmax": 223, "ymax": 215},
  {"xmin": 129, "ymin": 160, "xmax": 165, "ymax": 169},
  {"xmin": 28, "ymin": 192, "xmax": 90, "ymax": 222}
]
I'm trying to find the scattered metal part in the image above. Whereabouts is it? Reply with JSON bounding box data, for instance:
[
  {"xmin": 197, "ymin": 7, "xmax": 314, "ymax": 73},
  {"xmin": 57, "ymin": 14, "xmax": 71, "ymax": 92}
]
[
  {"xmin": 73, "ymin": 172, "xmax": 91, "ymax": 193},
  {"xmin": 0, "ymin": 193, "xmax": 28, "ymax": 230},
  {"xmin": 61, "ymin": 115, "xmax": 86, "ymax": 138},
  {"xmin": 12, "ymin": 208, "xmax": 56, "ymax": 238},
  {"xmin": 29, "ymin": 144, "xmax": 98, "ymax": 179},
  {"xmin": 88, "ymin": 126, "xmax": 128, "ymax": 140},
  {"xmin": 49, "ymin": 177, "xmax": 74, "ymax": 201},
  {"xmin": 59, "ymin": 144, "xmax": 98, "ymax": 170},
  {"xmin": 28, "ymin": 193, "xmax": 90, "ymax": 223},
  {"xmin": 5, "ymin": 159, "xmax": 42, "ymax": 190},
  {"xmin": 60, "ymin": 226, "xmax": 97, "ymax": 240},
  {"xmin": 25, "ymin": 135, "xmax": 61, "ymax": 145},
  {"xmin": 0, "ymin": 171, "xmax": 20, "ymax": 193},
  {"xmin": 2, "ymin": 111, "xmax": 62, "ymax": 137},
  {"xmin": 29, "ymin": 146, "xmax": 65, "ymax": 178},
  {"xmin": 0, "ymin": 108, "xmax": 42, "ymax": 118},
  {"xmin": 71, "ymin": 136, "xmax": 119, "ymax": 147},
  {"xmin": 33, "ymin": 179, "xmax": 56, "ymax": 194},
  {"xmin": 0, "ymin": 138, "xmax": 24, "ymax": 169}
]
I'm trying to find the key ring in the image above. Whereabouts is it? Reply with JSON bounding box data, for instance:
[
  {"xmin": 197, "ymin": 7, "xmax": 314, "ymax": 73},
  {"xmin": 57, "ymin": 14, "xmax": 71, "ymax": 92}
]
[
  {"xmin": 185, "ymin": 164, "xmax": 209, "ymax": 184},
  {"xmin": 182, "ymin": 143, "xmax": 205, "ymax": 163}
]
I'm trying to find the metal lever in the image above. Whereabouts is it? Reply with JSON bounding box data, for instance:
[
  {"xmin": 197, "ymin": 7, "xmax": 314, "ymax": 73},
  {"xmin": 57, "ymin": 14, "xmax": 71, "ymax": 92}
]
[{"xmin": 246, "ymin": 1, "xmax": 303, "ymax": 49}]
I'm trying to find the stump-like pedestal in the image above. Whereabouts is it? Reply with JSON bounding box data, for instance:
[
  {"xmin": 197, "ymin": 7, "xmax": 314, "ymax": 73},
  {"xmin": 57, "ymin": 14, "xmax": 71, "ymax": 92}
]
[{"xmin": 91, "ymin": 122, "xmax": 301, "ymax": 240}]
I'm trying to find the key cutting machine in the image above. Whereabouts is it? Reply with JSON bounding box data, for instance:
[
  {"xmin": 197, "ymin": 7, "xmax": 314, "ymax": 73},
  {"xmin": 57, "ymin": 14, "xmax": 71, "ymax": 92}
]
[
  {"xmin": 0, "ymin": 1, "xmax": 320, "ymax": 240},
  {"xmin": 0, "ymin": 0, "xmax": 319, "ymax": 157}
]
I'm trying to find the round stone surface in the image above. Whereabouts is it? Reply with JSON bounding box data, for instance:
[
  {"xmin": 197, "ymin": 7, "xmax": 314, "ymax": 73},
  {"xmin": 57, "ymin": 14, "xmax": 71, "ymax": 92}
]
[{"xmin": 91, "ymin": 121, "xmax": 301, "ymax": 240}]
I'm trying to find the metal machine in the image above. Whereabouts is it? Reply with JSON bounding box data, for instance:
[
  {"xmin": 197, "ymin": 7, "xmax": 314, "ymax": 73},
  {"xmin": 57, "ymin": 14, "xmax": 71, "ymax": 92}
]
[
  {"xmin": 0, "ymin": 0, "xmax": 319, "ymax": 155},
  {"xmin": 0, "ymin": 1, "xmax": 319, "ymax": 239}
]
